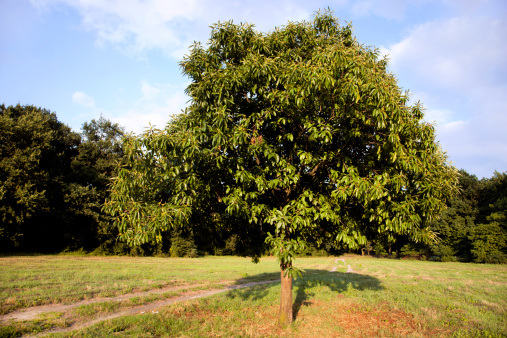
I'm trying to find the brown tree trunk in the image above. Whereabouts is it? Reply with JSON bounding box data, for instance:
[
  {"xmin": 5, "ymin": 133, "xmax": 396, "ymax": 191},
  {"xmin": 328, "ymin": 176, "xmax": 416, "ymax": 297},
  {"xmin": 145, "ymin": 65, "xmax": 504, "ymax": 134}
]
[
  {"xmin": 279, "ymin": 263, "xmax": 293, "ymax": 326},
  {"xmin": 361, "ymin": 248, "xmax": 364, "ymax": 256},
  {"xmin": 388, "ymin": 245, "xmax": 392, "ymax": 258}
]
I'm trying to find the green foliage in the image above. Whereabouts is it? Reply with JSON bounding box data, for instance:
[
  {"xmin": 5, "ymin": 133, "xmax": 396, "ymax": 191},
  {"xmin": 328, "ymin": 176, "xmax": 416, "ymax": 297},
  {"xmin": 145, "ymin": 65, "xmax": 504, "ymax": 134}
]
[
  {"xmin": 427, "ymin": 170, "xmax": 479, "ymax": 260},
  {"xmin": 373, "ymin": 242, "xmax": 387, "ymax": 257},
  {"xmin": 75, "ymin": 116, "xmax": 127, "ymax": 254},
  {"xmin": 469, "ymin": 223, "xmax": 507, "ymax": 264},
  {"xmin": 431, "ymin": 243, "xmax": 457, "ymax": 262},
  {"xmin": 427, "ymin": 170, "xmax": 507, "ymax": 263},
  {"xmin": 400, "ymin": 243, "xmax": 424, "ymax": 257},
  {"xmin": 0, "ymin": 104, "xmax": 126, "ymax": 253},
  {"xmin": 104, "ymin": 10, "xmax": 458, "ymax": 276},
  {"xmin": 265, "ymin": 232, "xmax": 307, "ymax": 278},
  {"xmin": 0, "ymin": 104, "xmax": 80, "ymax": 251},
  {"xmin": 223, "ymin": 235, "xmax": 239, "ymax": 255},
  {"xmin": 361, "ymin": 241, "xmax": 373, "ymax": 256}
]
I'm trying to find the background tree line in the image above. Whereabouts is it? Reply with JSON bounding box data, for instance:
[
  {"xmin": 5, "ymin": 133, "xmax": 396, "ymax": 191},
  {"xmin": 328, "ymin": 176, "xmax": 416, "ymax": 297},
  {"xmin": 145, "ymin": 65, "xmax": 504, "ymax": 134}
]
[
  {"xmin": 359, "ymin": 170, "xmax": 507, "ymax": 264},
  {"xmin": 1, "ymin": 103, "xmax": 505, "ymax": 263}
]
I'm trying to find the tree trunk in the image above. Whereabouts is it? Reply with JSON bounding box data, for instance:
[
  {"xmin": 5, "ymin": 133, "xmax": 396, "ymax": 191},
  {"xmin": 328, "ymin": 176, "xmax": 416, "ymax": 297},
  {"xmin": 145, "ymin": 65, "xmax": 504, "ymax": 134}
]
[
  {"xmin": 361, "ymin": 248, "xmax": 364, "ymax": 256},
  {"xmin": 279, "ymin": 263, "xmax": 293, "ymax": 326},
  {"xmin": 388, "ymin": 245, "xmax": 392, "ymax": 258}
]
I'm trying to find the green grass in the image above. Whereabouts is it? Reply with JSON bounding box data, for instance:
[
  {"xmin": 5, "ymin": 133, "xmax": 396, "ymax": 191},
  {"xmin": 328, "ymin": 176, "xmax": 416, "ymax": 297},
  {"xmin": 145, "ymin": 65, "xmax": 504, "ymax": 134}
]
[
  {"xmin": 0, "ymin": 255, "xmax": 282, "ymax": 314},
  {"xmin": 0, "ymin": 255, "xmax": 506, "ymax": 337}
]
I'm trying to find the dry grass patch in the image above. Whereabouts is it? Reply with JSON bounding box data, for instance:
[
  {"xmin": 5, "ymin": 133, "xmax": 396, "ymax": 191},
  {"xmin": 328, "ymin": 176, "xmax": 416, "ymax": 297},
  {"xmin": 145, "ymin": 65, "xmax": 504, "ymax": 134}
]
[{"xmin": 291, "ymin": 298, "xmax": 446, "ymax": 337}]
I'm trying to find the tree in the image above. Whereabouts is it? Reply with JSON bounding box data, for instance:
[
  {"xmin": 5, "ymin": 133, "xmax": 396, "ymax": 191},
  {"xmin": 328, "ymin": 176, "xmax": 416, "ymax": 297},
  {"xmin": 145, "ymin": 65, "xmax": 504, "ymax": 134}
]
[
  {"xmin": 72, "ymin": 116, "xmax": 127, "ymax": 253},
  {"xmin": 0, "ymin": 104, "xmax": 80, "ymax": 251},
  {"xmin": 471, "ymin": 171, "xmax": 507, "ymax": 263},
  {"xmin": 427, "ymin": 170, "xmax": 480, "ymax": 261},
  {"xmin": 105, "ymin": 10, "xmax": 458, "ymax": 326},
  {"xmin": 0, "ymin": 105, "xmax": 128, "ymax": 253},
  {"xmin": 426, "ymin": 170, "xmax": 507, "ymax": 263}
]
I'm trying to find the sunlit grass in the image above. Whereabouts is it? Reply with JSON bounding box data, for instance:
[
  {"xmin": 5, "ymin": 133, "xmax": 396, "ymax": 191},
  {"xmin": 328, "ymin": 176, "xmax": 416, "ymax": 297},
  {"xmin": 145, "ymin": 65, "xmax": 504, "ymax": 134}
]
[{"xmin": 0, "ymin": 255, "xmax": 281, "ymax": 314}]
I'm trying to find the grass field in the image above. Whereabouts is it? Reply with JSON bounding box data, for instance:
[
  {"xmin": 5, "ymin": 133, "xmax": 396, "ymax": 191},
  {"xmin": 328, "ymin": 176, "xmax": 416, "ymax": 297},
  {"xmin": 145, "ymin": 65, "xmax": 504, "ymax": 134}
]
[{"xmin": 0, "ymin": 255, "xmax": 505, "ymax": 337}]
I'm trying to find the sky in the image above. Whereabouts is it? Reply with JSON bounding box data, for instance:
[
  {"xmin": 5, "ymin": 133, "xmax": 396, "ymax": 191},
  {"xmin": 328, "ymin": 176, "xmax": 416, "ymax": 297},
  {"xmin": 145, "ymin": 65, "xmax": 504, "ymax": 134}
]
[{"xmin": 1, "ymin": 0, "xmax": 506, "ymax": 179}]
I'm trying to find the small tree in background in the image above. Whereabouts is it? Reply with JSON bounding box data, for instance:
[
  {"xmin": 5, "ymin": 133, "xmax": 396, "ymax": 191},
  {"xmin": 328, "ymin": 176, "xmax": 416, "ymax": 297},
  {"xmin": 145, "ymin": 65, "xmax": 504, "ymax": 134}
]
[
  {"xmin": 105, "ymin": 10, "xmax": 458, "ymax": 326},
  {"xmin": 73, "ymin": 116, "xmax": 127, "ymax": 253},
  {"xmin": 361, "ymin": 241, "xmax": 373, "ymax": 256}
]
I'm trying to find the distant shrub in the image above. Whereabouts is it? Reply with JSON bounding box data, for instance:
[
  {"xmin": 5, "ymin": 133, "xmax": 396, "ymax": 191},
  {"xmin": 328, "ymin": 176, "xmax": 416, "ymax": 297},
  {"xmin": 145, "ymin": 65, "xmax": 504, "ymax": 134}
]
[
  {"xmin": 431, "ymin": 244, "xmax": 457, "ymax": 262},
  {"xmin": 223, "ymin": 235, "xmax": 238, "ymax": 255},
  {"xmin": 170, "ymin": 230, "xmax": 197, "ymax": 258},
  {"xmin": 400, "ymin": 243, "xmax": 429, "ymax": 260},
  {"xmin": 400, "ymin": 243, "xmax": 422, "ymax": 257},
  {"xmin": 373, "ymin": 242, "xmax": 387, "ymax": 257},
  {"xmin": 59, "ymin": 248, "xmax": 88, "ymax": 256}
]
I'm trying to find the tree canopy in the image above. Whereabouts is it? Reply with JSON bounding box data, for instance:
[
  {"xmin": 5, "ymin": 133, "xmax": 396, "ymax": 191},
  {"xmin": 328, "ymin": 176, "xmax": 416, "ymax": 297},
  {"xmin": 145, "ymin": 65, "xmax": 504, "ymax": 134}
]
[
  {"xmin": 105, "ymin": 10, "xmax": 458, "ymax": 325},
  {"xmin": 0, "ymin": 104, "xmax": 80, "ymax": 250},
  {"xmin": 0, "ymin": 104, "xmax": 126, "ymax": 253}
]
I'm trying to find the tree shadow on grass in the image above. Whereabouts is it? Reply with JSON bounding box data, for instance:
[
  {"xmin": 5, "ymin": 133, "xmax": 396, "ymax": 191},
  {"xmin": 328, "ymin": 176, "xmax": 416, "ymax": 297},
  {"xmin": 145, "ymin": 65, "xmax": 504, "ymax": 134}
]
[{"xmin": 226, "ymin": 269, "xmax": 382, "ymax": 321}]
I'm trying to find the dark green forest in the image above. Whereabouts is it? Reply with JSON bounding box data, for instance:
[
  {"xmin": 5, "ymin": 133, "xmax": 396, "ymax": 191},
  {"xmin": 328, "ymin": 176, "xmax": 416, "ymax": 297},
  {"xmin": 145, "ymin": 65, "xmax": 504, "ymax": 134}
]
[{"xmin": 1, "ymin": 104, "xmax": 506, "ymax": 263}]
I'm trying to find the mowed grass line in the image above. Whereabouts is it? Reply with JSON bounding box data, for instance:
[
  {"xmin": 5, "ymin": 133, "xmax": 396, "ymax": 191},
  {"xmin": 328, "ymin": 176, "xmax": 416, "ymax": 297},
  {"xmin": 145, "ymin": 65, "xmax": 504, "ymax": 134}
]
[{"xmin": 1, "ymin": 255, "xmax": 506, "ymax": 337}]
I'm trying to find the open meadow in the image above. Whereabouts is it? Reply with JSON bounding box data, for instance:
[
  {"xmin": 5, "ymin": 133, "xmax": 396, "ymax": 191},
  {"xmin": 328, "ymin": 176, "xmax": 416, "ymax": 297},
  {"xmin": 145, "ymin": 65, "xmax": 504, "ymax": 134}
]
[{"xmin": 0, "ymin": 255, "xmax": 506, "ymax": 337}]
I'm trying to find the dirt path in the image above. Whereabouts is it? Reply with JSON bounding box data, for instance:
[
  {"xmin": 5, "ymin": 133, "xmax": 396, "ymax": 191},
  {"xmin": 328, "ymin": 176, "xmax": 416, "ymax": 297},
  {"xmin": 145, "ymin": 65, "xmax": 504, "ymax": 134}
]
[
  {"xmin": 25, "ymin": 280, "xmax": 278, "ymax": 337},
  {"xmin": 1, "ymin": 282, "xmax": 229, "ymax": 322},
  {"xmin": 0, "ymin": 280, "xmax": 272, "ymax": 323}
]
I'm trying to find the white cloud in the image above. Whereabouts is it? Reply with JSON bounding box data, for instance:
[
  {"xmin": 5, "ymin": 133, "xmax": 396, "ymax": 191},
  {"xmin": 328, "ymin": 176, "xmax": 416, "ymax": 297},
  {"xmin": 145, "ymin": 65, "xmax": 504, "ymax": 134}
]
[
  {"xmin": 382, "ymin": 14, "xmax": 507, "ymax": 178},
  {"xmin": 423, "ymin": 108, "xmax": 454, "ymax": 125},
  {"xmin": 72, "ymin": 91, "xmax": 95, "ymax": 107},
  {"xmin": 141, "ymin": 80, "xmax": 161, "ymax": 100},
  {"xmin": 29, "ymin": 0, "xmax": 315, "ymax": 58},
  {"xmin": 351, "ymin": 0, "xmax": 411, "ymax": 20},
  {"xmin": 70, "ymin": 81, "xmax": 189, "ymax": 135},
  {"xmin": 385, "ymin": 16, "xmax": 507, "ymax": 91}
]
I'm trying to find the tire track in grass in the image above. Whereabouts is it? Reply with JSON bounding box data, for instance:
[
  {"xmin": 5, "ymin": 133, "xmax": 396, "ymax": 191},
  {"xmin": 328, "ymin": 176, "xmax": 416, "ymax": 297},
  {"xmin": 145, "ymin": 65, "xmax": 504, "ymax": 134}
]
[
  {"xmin": 332, "ymin": 258, "xmax": 354, "ymax": 273},
  {"xmin": 25, "ymin": 280, "xmax": 279, "ymax": 337},
  {"xmin": 1, "ymin": 282, "xmax": 215, "ymax": 322}
]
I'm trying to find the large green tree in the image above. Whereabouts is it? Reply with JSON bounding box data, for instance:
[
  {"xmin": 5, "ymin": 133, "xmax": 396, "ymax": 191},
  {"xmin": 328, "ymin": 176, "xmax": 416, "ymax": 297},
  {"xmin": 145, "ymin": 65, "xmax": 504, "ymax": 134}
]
[
  {"xmin": 0, "ymin": 105, "xmax": 127, "ymax": 252},
  {"xmin": 0, "ymin": 104, "xmax": 80, "ymax": 251},
  {"xmin": 105, "ymin": 11, "xmax": 458, "ymax": 325}
]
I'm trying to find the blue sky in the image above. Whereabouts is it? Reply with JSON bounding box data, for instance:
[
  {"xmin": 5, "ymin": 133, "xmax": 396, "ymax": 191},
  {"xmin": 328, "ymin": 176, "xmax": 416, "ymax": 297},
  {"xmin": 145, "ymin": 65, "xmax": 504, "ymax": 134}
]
[{"xmin": 1, "ymin": 0, "xmax": 506, "ymax": 179}]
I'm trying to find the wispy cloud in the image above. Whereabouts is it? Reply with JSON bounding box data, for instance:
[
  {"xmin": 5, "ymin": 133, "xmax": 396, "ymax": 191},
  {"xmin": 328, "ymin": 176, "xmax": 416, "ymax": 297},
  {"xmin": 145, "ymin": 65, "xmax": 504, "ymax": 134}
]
[
  {"xmin": 140, "ymin": 80, "xmax": 161, "ymax": 100},
  {"xmin": 351, "ymin": 0, "xmax": 411, "ymax": 20},
  {"xmin": 72, "ymin": 91, "xmax": 95, "ymax": 107},
  {"xmin": 382, "ymin": 14, "xmax": 507, "ymax": 177},
  {"xmin": 29, "ymin": 0, "xmax": 315, "ymax": 58},
  {"xmin": 385, "ymin": 16, "xmax": 507, "ymax": 91}
]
